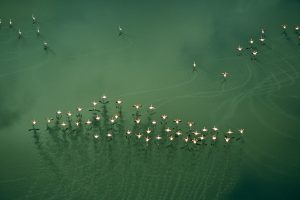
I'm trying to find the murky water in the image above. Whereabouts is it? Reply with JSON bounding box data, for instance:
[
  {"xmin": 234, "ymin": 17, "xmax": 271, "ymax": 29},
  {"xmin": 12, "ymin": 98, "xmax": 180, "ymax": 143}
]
[{"xmin": 0, "ymin": 0, "xmax": 300, "ymax": 199}]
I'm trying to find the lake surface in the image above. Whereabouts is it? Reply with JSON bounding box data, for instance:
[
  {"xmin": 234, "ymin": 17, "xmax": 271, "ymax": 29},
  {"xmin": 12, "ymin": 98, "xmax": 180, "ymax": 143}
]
[{"xmin": 0, "ymin": 0, "xmax": 300, "ymax": 199}]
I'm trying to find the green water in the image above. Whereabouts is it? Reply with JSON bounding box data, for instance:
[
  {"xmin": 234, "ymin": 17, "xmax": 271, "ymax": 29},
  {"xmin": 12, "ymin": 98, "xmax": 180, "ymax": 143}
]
[{"xmin": 1, "ymin": 0, "xmax": 300, "ymax": 199}]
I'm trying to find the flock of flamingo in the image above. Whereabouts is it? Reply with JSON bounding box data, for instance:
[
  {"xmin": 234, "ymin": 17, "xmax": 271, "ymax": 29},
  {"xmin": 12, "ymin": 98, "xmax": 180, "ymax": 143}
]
[
  {"xmin": 28, "ymin": 95, "xmax": 246, "ymax": 148},
  {"xmin": 2, "ymin": 14, "xmax": 296, "ymax": 148}
]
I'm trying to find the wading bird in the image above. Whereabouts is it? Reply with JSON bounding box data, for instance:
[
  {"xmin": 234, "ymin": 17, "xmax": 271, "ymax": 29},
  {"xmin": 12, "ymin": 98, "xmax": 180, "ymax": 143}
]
[
  {"xmin": 95, "ymin": 115, "xmax": 101, "ymax": 121},
  {"xmin": 282, "ymin": 24, "xmax": 287, "ymax": 31},
  {"xmin": 212, "ymin": 125, "xmax": 219, "ymax": 132},
  {"xmin": 193, "ymin": 61, "xmax": 197, "ymax": 71},
  {"xmin": 133, "ymin": 103, "xmax": 142, "ymax": 110},
  {"xmin": 221, "ymin": 72, "xmax": 229, "ymax": 79},
  {"xmin": 86, "ymin": 119, "xmax": 92, "ymax": 126},
  {"xmin": 184, "ymin": 137, "xmax": 189, "ymax": 143},
  {"xmin": 165, "ymin": 127, "xmax": 172, "ymax": 133},
  {"xmin": 212, "ymin": 135, "xmax": 217, "ymax": 141},
  {"xmin": 187, "ymin": 121, "xmax": 194, "ymax": 130},
  {"xmin": 202, "ymin": 127, "xmax": 208, "ymax": 133},
  {"xmin": 43, "ymin": 41, "xmax": 48, "ymax": 50},
  {"xmin": 126, "ymin": 130, "xmax": 132, "ymax": 135},
  {"xmin": 193, "ymin": 131, "xmax": 200, "ymax": 136},
  {"xmin": 148, "ymin": 104, "xmax": 156, "ymax": 112},
  {"xmin": 29, "ymin": 120, "xmax": 40, "ymax": 131},
  {"xmin": 249, "ymin": 38, "xmax": 254, "ymax": 46},
  {"xmin": 161, "ymin": 114, "xmax": 168, "ymax": 120},
  {"xmin": 134, "ymin": 118, "xmax": 141, "ymax": 124},
  {"xmin": 238, "ymin": 129, "xmax": 245, "ymax": 134},
  {"xmin": 110, "ymin": 117, "xmax": 116, "ymax": 124},
  {"xmin": 226, "ymin": 129, "xmax": 233, "ymax": 135},
  {"xmin": 225, "ymin": 137, "xmax": 231, "ymax": 143},
  {"xmin": 261, "ymin": 28, "xmax": 265, "ymax": 36},
  {"xmin": 136, "ymin": 133, "xmax": 143, "ymax": 139},
  {"xmin": 192, "ymin": 138, "xmax": 198, "ymax": 144},
  {"xmin": 161, "ymin": 114, "xmax": 168, "ymax": 124},
  {"xmin": 176, "ymin": 130, "xmax": 183, "ymax": 136},
  {"xmin": 199, "ymin": 135, "xmax": 205, "ymax": 141},
  {"xmin": 99, "ymin": 95, "xmax": 109, "ymax": 104},
  {"xmin": 237, "ymin": 45, "xmax": 243, "ymax": 55},
  {"xmin": 61, "ymin": 122, "xmax": 67, "ymax": 129},
  {"xmin": 107, "ymin": 132, "xmax": 113, "ymax": 139},
  {"xmin": 116, "ymin": 99, "xmax": 123, "ymax": 109},
  {"xmin": 46, "ymin": 118, "xmax": 53, "ymax": 124},
  {"xmin": 18, "ymin": 29, "xmax": 22, "ymax": 38},
  {"xmin": 146, "ymin": 128, "xmax": 152, "ymax": 134},
  {"xmin": 151, "ymin": 120, "xmax": 157, "ymax": 126},
  {"xmin": 56, "ymin": 110, "xmax": 62, "ymax": 119},
  {"xmin": 66, "ymin": 111, "xmax": 72, "ymax": 118},
  {"xmin": 259, "ymin": 36, "xmax": 265, "ymax": 44},
  {"xmin": 118, "ymin": 26, "xmax": 123, "ymax": 36},
  {"xmin": 76, "ymin": 107, "xmax": 83, "ymax": 118},
  {"xmin": 89, "ymin": 101, "xmax": 100, "ymax": 112},
  {"xmin": 145, "ymin": 136, "xmax": 151, "ymax": 143},
  {"xmin": 211, "ymin": 135, "xmax": 217, "ymax": 145},
  {"xmin": 251, "ymin": 50, "xmax": 258, "ymax": 59},
  {"xmin": 32, "ymin": 14, "xmax": 36, "ymax": 24},
  {"xmin": 295, "ymin": 25, "xmax": 299, "ymax": 34},
  {"xmin": 173, "ymin": 118, "xmax": 182, "ymax": 125}
]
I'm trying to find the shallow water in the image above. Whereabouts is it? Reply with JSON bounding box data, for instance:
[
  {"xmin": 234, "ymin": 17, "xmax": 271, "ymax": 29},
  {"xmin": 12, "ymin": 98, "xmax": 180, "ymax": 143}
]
[{"xmin": 1, "ymin": 0, "xmax": 300, "ymax": 199}]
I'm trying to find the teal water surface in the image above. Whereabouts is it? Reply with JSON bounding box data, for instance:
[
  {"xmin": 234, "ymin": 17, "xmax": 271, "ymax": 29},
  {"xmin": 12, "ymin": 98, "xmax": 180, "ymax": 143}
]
[{"xmin": 0, "ymin": 0, "xmax": 300, "ymax": 199}]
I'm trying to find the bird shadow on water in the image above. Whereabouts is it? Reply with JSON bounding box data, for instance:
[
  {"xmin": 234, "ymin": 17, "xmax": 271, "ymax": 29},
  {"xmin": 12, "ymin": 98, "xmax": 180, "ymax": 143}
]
[
  {"xmin": 44, "ymin": 47, "xmax": 55, "ymax": 56},
  {"xmin": 26, "ymin": 98, "xmax": 246, "ymax": 199}
]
